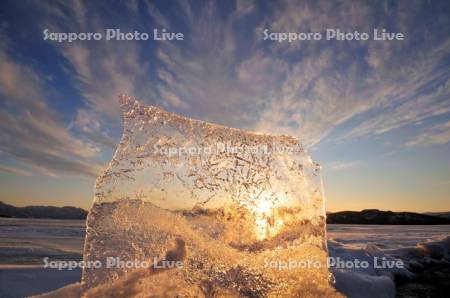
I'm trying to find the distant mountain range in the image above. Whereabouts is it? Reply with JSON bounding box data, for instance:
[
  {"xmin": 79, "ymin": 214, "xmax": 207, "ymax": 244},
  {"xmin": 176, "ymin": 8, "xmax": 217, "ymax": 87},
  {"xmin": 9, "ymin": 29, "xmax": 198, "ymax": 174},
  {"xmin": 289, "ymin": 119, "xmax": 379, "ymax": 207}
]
[
  {"xmin": 0, "ymin": 201, "xmax": 87, "ymax": 219},
  {"xmin": 1, "ymin": 202, "xmax": 449, "ymax": 224},
  {"xmin": 327, "ymin": 209, "xmax": 450, "ymax": 225},
  {"xmin": 424, "ymin": 212, "xmax": 450, "ymax": 220}
]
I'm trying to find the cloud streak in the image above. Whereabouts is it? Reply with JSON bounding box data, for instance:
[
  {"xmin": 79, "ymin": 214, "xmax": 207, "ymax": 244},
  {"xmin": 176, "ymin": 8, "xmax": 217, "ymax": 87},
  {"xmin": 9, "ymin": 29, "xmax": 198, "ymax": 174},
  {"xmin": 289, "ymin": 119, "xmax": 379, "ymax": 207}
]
[
  {"xmin": 0, "ymin": 38, "xmax": 104, "ymax": 177},
  {"xmin": 407, "ymin": 120, "xmax": 450, "ymax": 147},
  {"xmin": 0, "ymin": 164, "xmax": 33, "ymax": 176},
  {"xmin": 324, "ymin": 160, "xmax": 363, "ymax": 172}
]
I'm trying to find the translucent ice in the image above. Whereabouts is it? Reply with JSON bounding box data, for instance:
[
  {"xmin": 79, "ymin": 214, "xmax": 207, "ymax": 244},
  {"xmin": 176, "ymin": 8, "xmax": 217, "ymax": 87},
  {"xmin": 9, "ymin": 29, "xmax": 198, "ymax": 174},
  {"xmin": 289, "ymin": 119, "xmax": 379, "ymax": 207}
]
[{"xmin": 82, "ymin": 95, "xmax": 340, "ymax": 297}]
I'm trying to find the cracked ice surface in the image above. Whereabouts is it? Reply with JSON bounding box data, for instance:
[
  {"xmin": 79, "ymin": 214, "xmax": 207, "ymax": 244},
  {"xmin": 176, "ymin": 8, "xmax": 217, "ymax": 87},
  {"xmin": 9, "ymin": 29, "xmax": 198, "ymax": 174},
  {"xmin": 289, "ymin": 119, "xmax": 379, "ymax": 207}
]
[{"xmin": 82, "ymin": 95, "xmax": 338, "ymax": 297}]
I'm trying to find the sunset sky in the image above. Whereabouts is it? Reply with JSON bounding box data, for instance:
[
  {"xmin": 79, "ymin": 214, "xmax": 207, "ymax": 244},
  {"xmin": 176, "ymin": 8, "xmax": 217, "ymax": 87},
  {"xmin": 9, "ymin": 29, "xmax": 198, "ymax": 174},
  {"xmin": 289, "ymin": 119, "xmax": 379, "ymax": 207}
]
[{"xmin": 0, "ymin": 0, "xmax": 449, "ymax": 212}]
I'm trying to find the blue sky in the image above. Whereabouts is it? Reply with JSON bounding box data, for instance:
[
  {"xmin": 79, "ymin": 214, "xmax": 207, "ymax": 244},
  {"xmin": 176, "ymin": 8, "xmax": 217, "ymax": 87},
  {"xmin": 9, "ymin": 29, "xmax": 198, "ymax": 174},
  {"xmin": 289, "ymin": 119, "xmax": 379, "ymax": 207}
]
[{"xmin": 0, "ymin": 0, "xmax": 449, "ymax": 211}]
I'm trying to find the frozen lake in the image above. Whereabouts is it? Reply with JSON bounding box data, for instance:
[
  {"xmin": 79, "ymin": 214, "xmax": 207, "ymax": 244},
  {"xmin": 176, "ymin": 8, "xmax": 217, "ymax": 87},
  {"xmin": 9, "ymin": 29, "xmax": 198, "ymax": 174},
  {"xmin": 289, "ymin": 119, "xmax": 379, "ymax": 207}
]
[
  {"xmin": 0, "ymin": 218, "xmax": 449, "ymax": 297},
  {"xmin": 1, "ymin": 218, "xmax": 448, "ymax": 260},
  {"xmin": 327, "ymin": 224, "xmax": 450, "ymax": 249}
]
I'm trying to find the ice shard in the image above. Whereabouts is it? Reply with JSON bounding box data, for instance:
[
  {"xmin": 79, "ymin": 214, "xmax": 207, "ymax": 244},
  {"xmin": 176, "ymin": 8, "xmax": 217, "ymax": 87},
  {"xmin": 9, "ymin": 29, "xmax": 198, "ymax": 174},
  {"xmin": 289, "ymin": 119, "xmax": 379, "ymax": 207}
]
[{"xmin": 82, "ymin": 95, "xmax": 340, "ymax": 297}]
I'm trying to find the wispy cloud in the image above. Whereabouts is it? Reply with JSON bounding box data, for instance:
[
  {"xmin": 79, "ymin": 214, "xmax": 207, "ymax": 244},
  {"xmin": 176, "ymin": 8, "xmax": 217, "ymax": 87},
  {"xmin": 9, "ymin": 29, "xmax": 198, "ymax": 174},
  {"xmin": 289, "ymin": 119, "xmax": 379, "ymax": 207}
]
[
  {"xmin": 407, "ymin": 120, "xmax": 450, "ymax": 147},
  {"xmin": 0, "ymin": 38, "xmax": 104, "ymax": 177},
  {"xmin": 0, "ymin": 164, "xmax": 33, "ymax": 176},
  {"xmin": 324, "ymin": 160, "xmax": 363, "ymax": 172},
  {"xmin": 339, "ymin": 76, "xmax": 450, "ymax": 142}
]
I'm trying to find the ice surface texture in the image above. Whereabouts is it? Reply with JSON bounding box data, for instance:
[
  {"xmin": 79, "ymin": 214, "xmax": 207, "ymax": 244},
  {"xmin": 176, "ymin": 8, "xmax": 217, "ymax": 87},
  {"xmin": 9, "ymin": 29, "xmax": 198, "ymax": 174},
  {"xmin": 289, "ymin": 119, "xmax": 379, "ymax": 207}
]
[{"xmin": 82, "ymin": 95, "xmax": 338, "ymax": 297}]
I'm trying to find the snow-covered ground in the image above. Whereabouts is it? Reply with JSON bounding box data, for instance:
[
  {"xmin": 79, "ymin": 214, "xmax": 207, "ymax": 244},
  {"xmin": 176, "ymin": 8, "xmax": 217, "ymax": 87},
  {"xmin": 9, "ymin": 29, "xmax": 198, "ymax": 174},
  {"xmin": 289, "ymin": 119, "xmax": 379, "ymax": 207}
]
[
  {"xmin": 0, "ymin": 218, "xmax": 449, "ymax": 297},
  {"xmin": 328, "ymin": 225, "xmax": 450, "ymax": 298}
]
